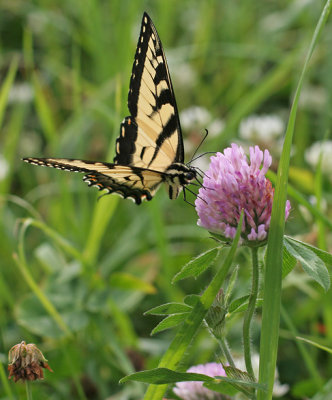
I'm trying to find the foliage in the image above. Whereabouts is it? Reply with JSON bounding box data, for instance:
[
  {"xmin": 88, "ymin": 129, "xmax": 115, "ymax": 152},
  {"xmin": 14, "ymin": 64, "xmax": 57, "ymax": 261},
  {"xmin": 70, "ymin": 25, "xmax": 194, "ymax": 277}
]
[{"xmin": 0, "ymin": 1, "xmax": 331, "ymax": 399}]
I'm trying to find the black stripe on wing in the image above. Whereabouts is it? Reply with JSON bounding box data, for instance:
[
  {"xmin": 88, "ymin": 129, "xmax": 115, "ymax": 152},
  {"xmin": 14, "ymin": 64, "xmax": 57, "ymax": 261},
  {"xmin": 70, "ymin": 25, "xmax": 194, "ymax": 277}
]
[{"xmin": 114, "ymin": 117, "xmax": 138, "ymax": 165}]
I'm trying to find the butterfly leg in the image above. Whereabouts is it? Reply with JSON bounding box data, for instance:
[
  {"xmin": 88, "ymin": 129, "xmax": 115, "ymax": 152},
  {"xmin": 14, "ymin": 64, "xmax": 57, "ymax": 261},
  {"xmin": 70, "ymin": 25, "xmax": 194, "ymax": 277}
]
[{"xmin": 183, "ymin": 187, "xmax": 196, "ymax": 207}]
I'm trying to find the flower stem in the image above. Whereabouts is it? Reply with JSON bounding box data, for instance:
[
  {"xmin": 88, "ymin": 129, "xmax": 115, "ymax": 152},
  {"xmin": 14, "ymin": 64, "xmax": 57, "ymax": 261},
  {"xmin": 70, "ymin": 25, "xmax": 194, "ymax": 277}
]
[
  {"xmin": 219, "ymin": 337, "xmax": 236, "ymax": 368},
  {"xmin": 243, "ymin": 247, "xmax": 259, "ymax": 379},
  {"xmin": 25, "ymin": 381, "xmax": 32, "ymax": 400}
]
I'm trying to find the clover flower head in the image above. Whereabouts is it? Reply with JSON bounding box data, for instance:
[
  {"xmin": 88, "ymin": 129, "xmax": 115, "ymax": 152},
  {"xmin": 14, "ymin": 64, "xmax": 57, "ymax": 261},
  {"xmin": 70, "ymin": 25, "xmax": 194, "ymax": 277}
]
[
  {"xmin": 173, "ymin": 362, "xmax": 226, "ymax": 400},
  {"xmin": 195, "ymin": 144, "xmax": 291, "ymax": 245},
  {"xmin": 8, "ymin": 341, "xmax": 53, "ymax": 382}
]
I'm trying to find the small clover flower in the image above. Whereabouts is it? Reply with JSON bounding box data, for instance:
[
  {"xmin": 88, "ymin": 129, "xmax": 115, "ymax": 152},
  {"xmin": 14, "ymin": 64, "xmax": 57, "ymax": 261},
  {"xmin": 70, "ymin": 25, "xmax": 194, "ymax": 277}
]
[
  {"xmin": 8, "ymin": 341, "xmax": 53, "ymax": 382},
  {"xmin": 239, "ymin": 114, "xmax": 284, "ymax": 142},
  {"xmin": 195, "ymin": 143, "xmax": 291, "ymax": 245},
  {"xmin": 173, "ymin": 362, "xmax": 227, "ymax": 400}
]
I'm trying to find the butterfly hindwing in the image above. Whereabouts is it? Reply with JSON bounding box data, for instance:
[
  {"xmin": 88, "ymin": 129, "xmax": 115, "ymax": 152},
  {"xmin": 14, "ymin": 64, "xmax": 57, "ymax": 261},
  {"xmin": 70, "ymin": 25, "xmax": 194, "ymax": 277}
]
[{"xmin": 23, "ymin": 157, "xmax": 163, "ymax": 204}]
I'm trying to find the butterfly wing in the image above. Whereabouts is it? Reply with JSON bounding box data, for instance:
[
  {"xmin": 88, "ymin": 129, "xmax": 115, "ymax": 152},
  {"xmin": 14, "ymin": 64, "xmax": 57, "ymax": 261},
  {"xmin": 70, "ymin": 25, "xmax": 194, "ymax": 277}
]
[
  {"xmin": 23, "ymin": 13, "xmax": 186, "ymax": 204},
  {"xmin": 114, "ymin": 12, "xmax": 184, "ymax": 171},
  {"xmin": 23, "ymin": 157, "xmax": 162, "ymax": 204}
]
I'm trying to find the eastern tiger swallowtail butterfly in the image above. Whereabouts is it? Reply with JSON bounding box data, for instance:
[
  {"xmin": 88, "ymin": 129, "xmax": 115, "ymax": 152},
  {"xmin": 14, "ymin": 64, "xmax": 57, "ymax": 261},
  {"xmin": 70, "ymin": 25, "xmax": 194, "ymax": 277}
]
[{"xmin": 23, "ymin": 12, "xmax": 197, "ymax": 205}]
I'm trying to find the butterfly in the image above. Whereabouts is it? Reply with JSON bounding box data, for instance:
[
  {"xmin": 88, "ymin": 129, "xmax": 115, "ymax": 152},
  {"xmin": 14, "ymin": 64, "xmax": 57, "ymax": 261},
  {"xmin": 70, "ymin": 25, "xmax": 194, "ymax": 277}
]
[{"xmin": 23, "ymin": 12, "xmax": 198, "ymax": 205}]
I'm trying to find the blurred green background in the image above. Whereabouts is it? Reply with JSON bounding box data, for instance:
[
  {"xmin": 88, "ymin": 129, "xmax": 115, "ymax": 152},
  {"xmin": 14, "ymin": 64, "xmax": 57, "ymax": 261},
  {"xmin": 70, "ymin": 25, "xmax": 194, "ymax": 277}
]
[{"xmin": 0, "ymin": 0, "xmax": 331, "ymax": 399}]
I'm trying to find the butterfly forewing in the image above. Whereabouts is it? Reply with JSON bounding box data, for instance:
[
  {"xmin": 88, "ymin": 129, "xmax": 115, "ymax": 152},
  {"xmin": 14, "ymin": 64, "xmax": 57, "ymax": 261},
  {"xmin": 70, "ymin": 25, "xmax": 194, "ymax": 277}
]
[{"xmin": 114, "ymin": 12, "xmax": 184, "ymax": 172}]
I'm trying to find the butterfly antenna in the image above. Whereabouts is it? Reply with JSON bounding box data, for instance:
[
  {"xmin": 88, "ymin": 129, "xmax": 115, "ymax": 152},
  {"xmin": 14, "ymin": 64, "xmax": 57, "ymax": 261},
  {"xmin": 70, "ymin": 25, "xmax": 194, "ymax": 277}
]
[
  {"xmin": 188, "ymin": 129, "xmax": 209, "ymax": 164},
  {"xmin": 190, "ymin": 151, "xmax": 216, "ymax": 164}
]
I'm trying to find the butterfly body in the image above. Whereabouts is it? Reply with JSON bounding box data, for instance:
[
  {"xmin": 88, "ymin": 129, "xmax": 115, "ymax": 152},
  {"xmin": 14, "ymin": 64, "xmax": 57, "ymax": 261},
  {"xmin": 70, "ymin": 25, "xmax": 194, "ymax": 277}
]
[{"xmin": 23, "ymin": 13, "xmax": 197, "ymax": 205}]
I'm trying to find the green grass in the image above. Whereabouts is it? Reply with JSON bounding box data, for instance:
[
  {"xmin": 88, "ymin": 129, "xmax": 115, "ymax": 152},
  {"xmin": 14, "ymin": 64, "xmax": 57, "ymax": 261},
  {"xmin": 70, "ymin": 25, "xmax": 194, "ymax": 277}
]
[{"xmin": 0, "ymin": 1, "xmax": 332, "ymax": 399}]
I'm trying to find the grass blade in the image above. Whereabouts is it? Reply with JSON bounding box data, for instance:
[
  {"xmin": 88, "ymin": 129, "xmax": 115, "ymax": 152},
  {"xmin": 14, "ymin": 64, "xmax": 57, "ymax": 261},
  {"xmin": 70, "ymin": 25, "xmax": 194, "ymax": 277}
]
[{"xmin": 257, "ymin": 1, "xmax": 332, "ymax": 399}]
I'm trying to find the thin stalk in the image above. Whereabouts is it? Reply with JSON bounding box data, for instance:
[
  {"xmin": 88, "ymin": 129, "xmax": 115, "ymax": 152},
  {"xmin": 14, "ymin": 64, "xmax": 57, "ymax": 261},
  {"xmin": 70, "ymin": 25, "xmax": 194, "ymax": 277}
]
[
  {"xmin": 25, "ymin": 381, "xmax": 32, "ymax": 400},
  {"xmin": 243, "ymin": 247, "xmax": 259, "ymax": 380},
  {"xmin": 219, "ymin": 337, "xmax": 236, "ymax": 368}
]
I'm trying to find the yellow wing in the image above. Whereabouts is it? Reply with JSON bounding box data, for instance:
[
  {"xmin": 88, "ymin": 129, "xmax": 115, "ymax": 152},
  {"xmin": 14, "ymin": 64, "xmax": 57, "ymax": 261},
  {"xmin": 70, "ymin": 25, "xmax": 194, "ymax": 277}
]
[{"xmin": 114, "ymin": 13, "xmax": 184, "ymax": 172}]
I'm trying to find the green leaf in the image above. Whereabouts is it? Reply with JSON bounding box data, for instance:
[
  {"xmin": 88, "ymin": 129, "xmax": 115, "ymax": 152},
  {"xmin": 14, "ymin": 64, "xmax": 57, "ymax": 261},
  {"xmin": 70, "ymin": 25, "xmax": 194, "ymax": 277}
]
[
  {"xmin": 172, "ymin": 247, "xmax": 220, "ymax": 283},
  {"xmin": 143, "ymin": 213, "xmax": 243, "ymax": 400},
  {"xmin": 120, "ymin": 368, "xmax": 215, "ymax": 384},
  {"xmin": 203, "ymin": 381, "xmax": 239, "ymax": 396},
  {"xmin": 225, "ymin": 366, "xmax": 266, "ymax": 395},
  {"xmin": 311, "ymin": 378, "xmax": 332, "ymax": 400},
  {"xmin": 284, "ymin": 237, "xmax": 330, "ymax": 291},
  {"xmin": 145, "ymin": 303, "xmax": 191, "ymax": 316},
  {"xmin": 228, "ymin": 295, "xmax": 249, "ymax": 313},
  {"xmin": 282, "ymin": 244, "xmax": 297, "ymax": 278},
  {"xmin": 285, "ymin": 236, "xmax": 332, "ymax": 266},
  {"xmin": 228, "ymin": 296, "xmax": 263, "ymax": 314},
  {"xmin": 16, "ymin": 294, "xmax": 88, "ymax": 339},
  {"xmin": 184, "ymin": 294, "xmax": 201, "ymax": 307},
  {"xmin": 258, "ymin": 2, "xmax": 332, "ymax": 398},
  {"xmin": 110, "ymin": 272, "xmax": 156, "ymax": 294},
  {"xmin": 151, "ymin": 314, "xmax": 187, "ymax": 335},
  {"xmin": 205, "ymin": 375, "xmax": 265, "ymax": 392}
]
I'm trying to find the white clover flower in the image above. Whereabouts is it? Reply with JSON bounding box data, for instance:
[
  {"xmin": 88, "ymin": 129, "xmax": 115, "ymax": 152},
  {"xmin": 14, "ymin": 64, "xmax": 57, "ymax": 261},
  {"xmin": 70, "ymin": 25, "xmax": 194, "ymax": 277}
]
[
  {"xmin": 180, "ymin": 106, "xmax": 212, "ymax": 131},
  {"xmin": 169, "ymin": 60, "xmax": 197, "ymax": 90},
  {"xmin": 239, "ymin": 114, "xmax": 284, "ymax": 142},
  {"xmin": 299, "ymin": 85, "xmax": 327, "ymax": 111},
  {"xmin": 0, "ymin": 154, "xmax": 9, "ymax": 181},
  {"xmin": 305, "ymin": 140, "xmax": 332, "ymax": 175},
  {"xmin": 180, "ymin": 106, "xmax": 224, "ymax": 136},
  {"xmin": 8, "ymin": 83, "xmax": 34, "ymax": 104}
]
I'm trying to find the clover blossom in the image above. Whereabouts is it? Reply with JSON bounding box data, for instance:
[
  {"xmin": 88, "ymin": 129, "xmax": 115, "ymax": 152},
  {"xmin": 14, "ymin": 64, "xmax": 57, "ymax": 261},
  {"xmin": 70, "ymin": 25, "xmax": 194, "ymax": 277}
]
[
  {"xmin": 195, "ymin": 143, "xmax": 291, "ymax": 244},
  {"xmin": 8, "ymin": 341, "xmax": 53, "ymax": 382},
  {"xmin": 173, "ymin": 362, "xmax": 226, "ymax": 400}
]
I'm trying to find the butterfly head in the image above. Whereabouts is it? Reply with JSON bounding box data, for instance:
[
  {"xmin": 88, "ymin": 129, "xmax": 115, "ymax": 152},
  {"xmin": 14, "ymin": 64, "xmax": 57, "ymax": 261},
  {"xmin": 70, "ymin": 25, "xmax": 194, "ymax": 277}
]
[{"xmin": 165, "ymin": 163, "xmax": 197, "ymax": 185}]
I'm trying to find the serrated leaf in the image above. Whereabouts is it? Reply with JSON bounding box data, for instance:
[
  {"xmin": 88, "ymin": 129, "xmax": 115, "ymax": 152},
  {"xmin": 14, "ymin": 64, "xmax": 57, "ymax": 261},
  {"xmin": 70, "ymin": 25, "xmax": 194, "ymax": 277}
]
[
  {"xmin": 120, "ymin": 368, "xmax": 215, "ymax": 384},
  {"xmin": 172, "ymin": 247, "xmax": 220, "ymax": 283},
  {"xmin": 145, "ymin": 303, "xmax": 191, "ymax": 316},
  {"xmin": 151, "ymin": 314, "xmax": 187, "ymax": 335},
  {"xmin": 109, "ymin": 272, "xmax": 156, "ymax": 294},
  {"xmin": 284, "ymin": 237, "xmax": 330, "ymax": 291}
]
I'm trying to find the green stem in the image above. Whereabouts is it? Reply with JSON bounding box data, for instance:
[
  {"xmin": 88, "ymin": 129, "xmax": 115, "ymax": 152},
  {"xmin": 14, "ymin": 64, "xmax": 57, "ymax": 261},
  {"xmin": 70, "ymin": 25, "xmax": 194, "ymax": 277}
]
[
  {"xmin": 25, "ymin": 381, "xmax": 32, "ymax": 400},
  {"xmin": 219, "ymin": 337, "xmax": 236, "ymax": 368},
  {"xmin": 143, "ymin": 213, "xmax": 244, "ymax": 400},
  {"xmin": 243, "ymin": 247, "xmax": 259, "ymax": 380}
]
